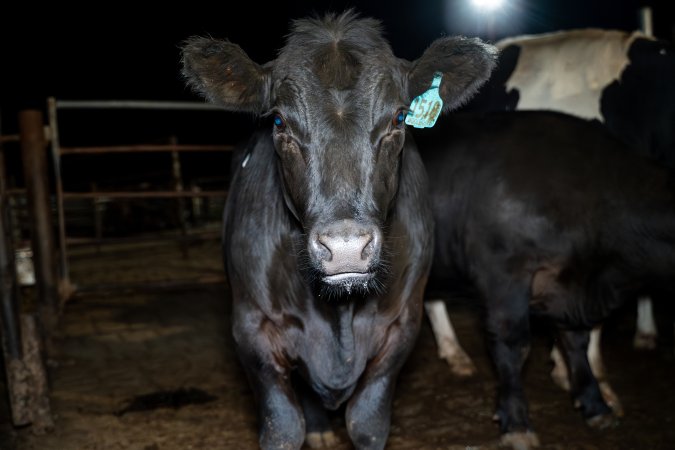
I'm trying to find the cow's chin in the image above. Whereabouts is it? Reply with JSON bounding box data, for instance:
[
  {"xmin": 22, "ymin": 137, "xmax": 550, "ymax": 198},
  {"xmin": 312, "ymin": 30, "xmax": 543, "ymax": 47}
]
[{"xmin": 318, "ymin": 272, "xmax": 376, "ymax": 298}]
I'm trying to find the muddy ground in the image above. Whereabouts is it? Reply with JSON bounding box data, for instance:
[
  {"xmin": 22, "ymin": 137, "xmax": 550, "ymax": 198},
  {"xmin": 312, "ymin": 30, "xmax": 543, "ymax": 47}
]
[{"xmin": 2, "ymin": 238, "xmax": 675, "ymax": 449}]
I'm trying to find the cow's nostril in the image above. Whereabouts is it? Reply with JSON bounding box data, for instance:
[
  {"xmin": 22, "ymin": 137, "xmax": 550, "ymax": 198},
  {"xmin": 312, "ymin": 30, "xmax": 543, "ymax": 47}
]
[
  {"xmin": 360, "ymin": 235, "xmax": 374, "ymax": 260},
  {"xmin": 318, "ymin": 241, "xmax": 332, "ymax": 261},
  {"xmin": 362, "ymin": 229, "xmax": 382, "ymax": 261},
  {"xmin": 312, "ymin": 235, "xmax": 332, "ymax": 261}
]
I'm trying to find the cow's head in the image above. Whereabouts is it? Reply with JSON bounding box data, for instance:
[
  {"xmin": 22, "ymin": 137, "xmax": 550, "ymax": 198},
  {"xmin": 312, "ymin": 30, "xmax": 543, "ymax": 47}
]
[{"xmin": 181, "ymin": 10, "xmax": 496, "ymax": 296}]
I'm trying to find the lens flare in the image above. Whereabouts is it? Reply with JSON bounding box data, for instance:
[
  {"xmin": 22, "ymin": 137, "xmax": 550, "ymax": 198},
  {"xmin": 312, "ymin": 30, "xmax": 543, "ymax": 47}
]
[{"xmin": 471, "ymin": 0, "xmax": 504, "ymax": 11}]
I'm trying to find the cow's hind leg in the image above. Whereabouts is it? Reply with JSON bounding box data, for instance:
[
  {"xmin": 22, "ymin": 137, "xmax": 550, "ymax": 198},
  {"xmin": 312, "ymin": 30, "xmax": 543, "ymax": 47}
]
[
  {"xmin": 634, "ymin": 296, "xmax": 658, "ymax": 349},
  {"xmin": 550, "ymin": 326, "xmax": 623, "ymax": 416},
  {"xmin": 586, "ymin": 326, "xmax": 623, "ymax": 416},
  {"xmin": 296, "ymin": 381, "xmax": 339, "ymax": 448},
  {"xmin": 484, "ymin": 281, "xmax": 540, "ymax": 449},
  {"xmin": 557, "ymin": 329, "xmax": 616, "ymax": 429},
  {"xmin": 549, "ymin": 344, "xmax": 570, "ymax": 391},
  {"xmin": 424, "ymin": 299, "xmax": 477, "ymax": 376}
]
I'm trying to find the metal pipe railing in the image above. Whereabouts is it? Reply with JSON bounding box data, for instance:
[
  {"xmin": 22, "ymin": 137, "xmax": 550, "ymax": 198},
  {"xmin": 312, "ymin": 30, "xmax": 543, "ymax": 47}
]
[
  {"xmin": 59, "ymin": 144, "xmax": 233, "ymax": 155},
  {"xmin": 62, "ymin": 191, "xmax": 227, "ymax": 199},
  {"xmin": 55, "ymin": 100, "xmax": 225, "ymax": 110},
  {"xmin": 0, "ymin": 134, "xmax": 20, "ymax": 144},
  {"xmin": 47, "ymin": 97, "xmax": 232, "ymax": 296}
]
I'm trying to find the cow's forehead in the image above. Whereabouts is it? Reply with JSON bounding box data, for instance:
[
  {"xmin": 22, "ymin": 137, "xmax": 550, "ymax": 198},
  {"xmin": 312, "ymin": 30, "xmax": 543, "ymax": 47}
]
[
  {"xmin": 273, "ymin": 71, "xmax": 400, "ymax": 109},
  {"xmin": 280, "ymin": 12, "xmax": 394, "ymax": 62},
  {"xmin": 271, "ymin": 13, "xmax": 401, "ymax": 104}
]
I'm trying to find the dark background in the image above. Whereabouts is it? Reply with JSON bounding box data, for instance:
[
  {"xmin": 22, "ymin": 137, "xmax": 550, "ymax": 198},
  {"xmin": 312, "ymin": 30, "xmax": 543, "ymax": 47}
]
[
  {"xmin": 1, "ymin": 0, "xmax": 672, "ymax": 115},
  {"xmin": 0, "ymin": 0, "xmax": 673, "ymax": 198}
]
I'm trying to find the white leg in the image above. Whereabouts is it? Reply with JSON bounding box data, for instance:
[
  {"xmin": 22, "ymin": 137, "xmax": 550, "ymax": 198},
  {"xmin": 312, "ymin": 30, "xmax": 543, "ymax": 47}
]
[
  {"xmin": 634, "ymin": 296, "xmax": 658, "ymax": 350},
  {"xmin": 550, "ymin": 344, "xmax": 570, "ymax": 391},
  {"xmin": 551, "ymin": 326, "xmax": 623, "ymax": 417},
  {"xmin": 587, "ymin": 325, "xmax": 623, "ymax": 417},
  {"xmin": 587, "ymin": 326, "xmax": 605, "ymax": 379},
  {"xmin": 424, "ymin": 300, "xmax": 476, "ymax": 376}
]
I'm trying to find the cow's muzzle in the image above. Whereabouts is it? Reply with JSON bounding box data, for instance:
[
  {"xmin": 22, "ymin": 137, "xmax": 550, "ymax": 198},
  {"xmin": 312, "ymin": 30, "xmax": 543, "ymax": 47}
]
[{"xmin": 309, "ymin": 219, "xmax": 381, "ymax": 286}]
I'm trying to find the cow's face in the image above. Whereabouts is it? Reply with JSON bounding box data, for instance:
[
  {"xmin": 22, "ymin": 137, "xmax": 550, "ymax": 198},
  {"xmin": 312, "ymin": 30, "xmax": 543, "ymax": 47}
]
[
  {"xmin": 267, "ymin": 36, "xmax": 410, "ymax": 294},
  {"xmin": 181, "ymin": 11, "xmax": 496, "ymax": 295}
]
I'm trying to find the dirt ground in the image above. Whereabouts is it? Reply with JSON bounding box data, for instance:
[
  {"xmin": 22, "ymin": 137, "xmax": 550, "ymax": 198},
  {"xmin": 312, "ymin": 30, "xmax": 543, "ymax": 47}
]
[{"xmin": 2, "ymin": 238, "xmax": 675, "ymax": 449}]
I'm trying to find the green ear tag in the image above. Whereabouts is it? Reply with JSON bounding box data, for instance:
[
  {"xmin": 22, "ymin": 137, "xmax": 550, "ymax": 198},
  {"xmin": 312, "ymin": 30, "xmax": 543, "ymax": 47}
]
[{"xmin": 405, "ymin": 72, "xmax": 443, "ymax": 129}]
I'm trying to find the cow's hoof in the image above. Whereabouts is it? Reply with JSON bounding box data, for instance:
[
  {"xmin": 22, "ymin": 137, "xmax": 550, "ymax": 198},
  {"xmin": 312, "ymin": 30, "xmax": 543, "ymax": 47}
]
[
  {"xmin": 306, "ymin": 431, "xmax": 339, "ymax": 448},
  {"xmin": 586, "ymin": 413, "xmax": 619, "ymax": 430},
  {"xmin": 633, "ymin": 332, "xmax": 657, "ymax": 350},
  {"xmin": 444, "ymin": 352, "xmax": 477, "ymax": 377},
  {"xmin": 500, "ymin": 431, "xmax": 540, "ymax": 449}
]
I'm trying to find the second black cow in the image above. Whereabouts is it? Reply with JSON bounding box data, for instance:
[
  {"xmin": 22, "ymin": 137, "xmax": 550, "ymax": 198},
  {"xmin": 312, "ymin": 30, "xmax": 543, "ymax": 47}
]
[
  {"xmin": 439, "ymin": 28, "xmax": 675, "ymax": 417},
  {"xmin": 417, "ymin": 110, "xmax": 675, "ymax": 449}
]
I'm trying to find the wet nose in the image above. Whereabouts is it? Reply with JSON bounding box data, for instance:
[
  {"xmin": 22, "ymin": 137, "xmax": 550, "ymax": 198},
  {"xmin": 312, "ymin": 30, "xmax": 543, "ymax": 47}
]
[{"xmin": 309, "ymin": 220, "xmax": 381, "ymax": 275}]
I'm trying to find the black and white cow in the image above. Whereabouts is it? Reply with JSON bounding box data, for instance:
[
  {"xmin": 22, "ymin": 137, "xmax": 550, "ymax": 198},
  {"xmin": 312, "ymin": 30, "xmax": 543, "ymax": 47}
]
[
  {"xmin": 417, "ymin": 110, "xmax": 675, "ymax": 448},
  {"xmin": 425, "ymin": 28, "xmax": 675, "ymax": 414},
  {"xmin": 181, "ymin": 11, "xmax": 496, "ymax": 450},
  {"xmin": 470, "ymin": 28, "xmax": 675, "ymax": 168}
]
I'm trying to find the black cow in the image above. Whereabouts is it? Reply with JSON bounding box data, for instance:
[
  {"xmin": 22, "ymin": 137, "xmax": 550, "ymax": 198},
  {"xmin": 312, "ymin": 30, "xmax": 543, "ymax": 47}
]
[
  {"xmin": 426, "ymin": 29, "xmax": 675, "ymax": 413},
  {"xmin": 469, "ymin": 29, "xmax": 675, "ymax": 344},
  {"xmin": 416, "ymin": 110, "xmax": 675, "ymax": 448},
  {"xmin": 181, "ymin": 11, "xmax": 496, "ymax": 450}
]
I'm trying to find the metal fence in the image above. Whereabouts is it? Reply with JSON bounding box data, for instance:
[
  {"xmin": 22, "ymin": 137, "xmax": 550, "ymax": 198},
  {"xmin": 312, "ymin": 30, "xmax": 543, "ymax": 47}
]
[
  {"xmin": 46, "ymin": 98, "xmax": 234, "ymax": 292},
  {"xmin": 1, "ymin": 100, "xmax": 237, "ymax": 431}
]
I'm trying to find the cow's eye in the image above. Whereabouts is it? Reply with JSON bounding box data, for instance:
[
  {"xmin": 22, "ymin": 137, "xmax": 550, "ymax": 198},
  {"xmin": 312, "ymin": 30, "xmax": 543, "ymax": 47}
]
[
  {"xmin": 273, "ymin": 114, "xmax": 286, "ymax": 130},
  {"xmin": 392, "ymin": 109, "xmax": 406, "ymax": 128}
]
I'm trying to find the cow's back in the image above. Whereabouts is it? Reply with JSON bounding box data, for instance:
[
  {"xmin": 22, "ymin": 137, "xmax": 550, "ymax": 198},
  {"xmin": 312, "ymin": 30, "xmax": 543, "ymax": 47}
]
[{"xmin": 418, "ymin": 111, "xmax": 675, "ymax": 287}]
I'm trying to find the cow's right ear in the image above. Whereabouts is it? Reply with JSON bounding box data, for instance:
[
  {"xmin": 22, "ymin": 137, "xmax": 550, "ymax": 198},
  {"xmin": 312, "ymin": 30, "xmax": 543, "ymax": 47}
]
[
  {"xmin": 181, "ymin": 37, "xmax": 271, "ymax": 114},
  {"xmin": 407, "ymin": 36, "xmax": 498, "ymax": 112}
]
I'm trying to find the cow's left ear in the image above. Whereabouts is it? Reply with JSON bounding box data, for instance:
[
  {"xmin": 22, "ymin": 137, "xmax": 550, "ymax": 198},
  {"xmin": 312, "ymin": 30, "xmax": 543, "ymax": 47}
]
[
  {"xmin": 407, "ymin": 37, "xmax": 498, "ymax": 112},
  {"xmin": 181, "ymin": 36, "xmax": 271, "ymax": 114}
]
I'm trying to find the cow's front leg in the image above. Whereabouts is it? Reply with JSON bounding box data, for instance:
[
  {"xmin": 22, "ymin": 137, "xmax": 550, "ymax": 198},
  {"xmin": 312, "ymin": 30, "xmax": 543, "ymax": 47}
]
[
  {"xmin": 557, "ymin": 329, "xmax": 616, "ymax": 429},
  {"xmin": 345, "ymin": 373, "xmax": 396, "ymax": 450},
  {"xmin": 296, "ymin": 379, "xmax": 338, "ymax": 448},
  {"xmin": 484, "ymin": 283, "xmax": 540, "ymax": 449},
  {"xmin": 345, "ymin": 314, "xmax": 421, "ymax": 450},
  {"xmin": 235, "ymin": 327, "xmax": 304, "ymax": 450},
  {"xmin": 246, "ymin": 365, "xmax": 304, "ymax": 450}
]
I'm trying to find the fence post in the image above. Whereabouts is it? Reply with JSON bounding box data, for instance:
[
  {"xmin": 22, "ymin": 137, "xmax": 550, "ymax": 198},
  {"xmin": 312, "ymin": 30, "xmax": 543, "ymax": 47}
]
[
  {"xmin": 1, "ymin": 113, "xmax": 23, "ymax": 360},
  {"xmin": 2, "ymin": 110, "xmax": 55, "ymax": 432},
  {"xmin": 170, "ymin": 136, "xmax": 189, "ymax": 258},
  {"xmin": 20, "ymin": 110, "xmax": 60, "ymax": 335}
]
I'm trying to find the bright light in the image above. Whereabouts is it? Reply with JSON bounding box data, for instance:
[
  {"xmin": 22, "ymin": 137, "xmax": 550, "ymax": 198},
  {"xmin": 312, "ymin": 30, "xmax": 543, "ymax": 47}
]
[{"xmin": 471, "ymin": 0, "xmax": 504, "ymax": 11}]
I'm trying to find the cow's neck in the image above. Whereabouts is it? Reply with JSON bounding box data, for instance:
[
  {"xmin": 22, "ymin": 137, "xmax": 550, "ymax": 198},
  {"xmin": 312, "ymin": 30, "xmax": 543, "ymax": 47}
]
[{"xmin": 330, "ymin": 301, "xmax": 356, "ymax": 364}]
